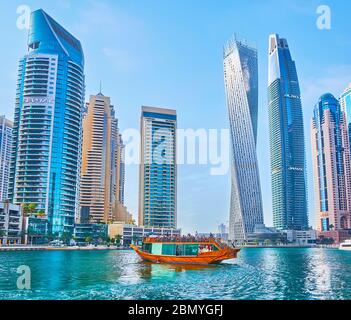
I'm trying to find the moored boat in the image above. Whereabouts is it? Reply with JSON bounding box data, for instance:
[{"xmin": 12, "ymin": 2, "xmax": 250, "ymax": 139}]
[
  {"xmin": 131, "ymin": 236, "xmax": 240, "ymax": 265},
  {"xmin": 339, "ymin": 239, "xmax": 351, "ymax": 251}
]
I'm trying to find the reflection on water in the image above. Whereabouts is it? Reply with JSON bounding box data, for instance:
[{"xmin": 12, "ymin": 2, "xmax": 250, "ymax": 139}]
[{"xmin": 1, "ymin": 248, "xmax": 351, "ymax": 300}]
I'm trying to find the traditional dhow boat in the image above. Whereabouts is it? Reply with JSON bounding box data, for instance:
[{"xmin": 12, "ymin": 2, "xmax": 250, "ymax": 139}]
[{"xmin": 131, "ymin": 236, "xmax": 240, "ymax": 265}]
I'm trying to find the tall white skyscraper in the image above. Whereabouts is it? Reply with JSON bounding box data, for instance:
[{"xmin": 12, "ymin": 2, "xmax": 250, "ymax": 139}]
[
  {"xmin": 139, "ymin": 106, "xmax": 177, "ymax": 228},
  {"xmin": 223, "ymin": 37, "xmax": 264, "ymax": 242},
  {"xmin": 0, "ymin": 116, "xmax": 12, "ymax": 201}
]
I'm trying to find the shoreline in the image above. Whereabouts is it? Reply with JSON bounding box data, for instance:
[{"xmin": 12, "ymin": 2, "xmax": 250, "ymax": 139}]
[
  {"xmin": 241, "ymin": 245, "xmax": 338, "ymax": 249},
  {"xmin": 0, "ymin": 244, "xmax": 339, "ymax": 252},
  {"xmin": 0, "ymin": 245, "xmax": 131, "ymax": 252}
]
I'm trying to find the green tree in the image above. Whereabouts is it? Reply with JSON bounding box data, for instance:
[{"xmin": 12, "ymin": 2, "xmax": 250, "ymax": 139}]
[
  {"xmin": 60, "ymin": 232, "xmax": 72, "ymax": 245},
  {"xmin": 22, "ymin": 203, "xmax": 38, "ymax": 216},
  {"xmin": 28, "ymin": 203, "xmax": 37, "ymax": 215},
  {"xmin": 85, "ymin": 236, "xmax": 93, "ymax": 244},
  {"xmin": 37, "ymin": 210, "xmax": 46, "ymax": 218},
  {"xmin": 114, "ymin": 234, "xmax": 122, "ymax": 246}
]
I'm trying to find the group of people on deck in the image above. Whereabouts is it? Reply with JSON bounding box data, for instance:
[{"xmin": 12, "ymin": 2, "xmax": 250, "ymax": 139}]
[{"xmin": 146, "ymin": 233, "xmax": 216, "ymax": 243}]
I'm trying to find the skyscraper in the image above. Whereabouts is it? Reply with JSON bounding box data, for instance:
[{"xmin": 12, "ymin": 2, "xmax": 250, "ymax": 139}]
[
  {"xmin": 268, "ymin": 34, "xmax": 308, "ymax": 231},
  {"xmin": 0, "ymin": 116, "xmax": 13, "ymax": 201},
  {"xmin": 340, "ymin": 84, "xmax": 351, "ymax": 153},
  {"xmin": 223, "ymin": 37, "xmax": 264, "ymax": 242},
  {"xmin": 8, "ymin": 9, "xmax": 85, "ymax": 236},
  {"xmin": 80, "ymin": 93, "xmax": 125, "ymax": 224},
  {"xmin": 139, "ymin": 106, "xmax": 177, "ymax": 229},
  {"xmin": 312, "ymin": 94, "xmax": 351, "ymax": 232}
]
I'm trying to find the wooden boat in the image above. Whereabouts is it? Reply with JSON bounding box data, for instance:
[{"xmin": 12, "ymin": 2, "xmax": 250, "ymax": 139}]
[{"xmin": 131, "ymin": 237, "xmax": 240, "ymax": 265}]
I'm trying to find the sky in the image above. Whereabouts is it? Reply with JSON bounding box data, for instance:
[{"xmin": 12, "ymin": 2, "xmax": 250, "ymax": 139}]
[{"xmin": 0, "ymin": 0, "xmax": 350, "ymax": 234}]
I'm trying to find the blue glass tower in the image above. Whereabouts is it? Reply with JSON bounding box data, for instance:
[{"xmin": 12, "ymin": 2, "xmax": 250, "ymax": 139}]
[
  {"xmin": 268, "ymin": 34, "xmax": 308, "ymax": 230},
  {"xmin": 9, "ymin": 9, "xmax": 85, "ymax": 236}
]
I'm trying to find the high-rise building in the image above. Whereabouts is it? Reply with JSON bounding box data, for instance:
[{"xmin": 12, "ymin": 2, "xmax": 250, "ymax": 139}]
[
  {"xmin": 117, "ymin": 133, "xmax": 126, "ymax": 205},
  {"xmin": 80, "ymin": 93, "xmax": 125, "ymax": 224},
  {"xmin": 8, "ymin": 9, "xmax": 85, "ymax": 236},
  {"xmin": 0, "ymin": 116, "xmax": 12, "ymax": 201},
  {"xmin": 223, "ymin": 37, "xmax": 264, "ymax": 242},
  {"xmin": 268, "ymin": 34, "xmax": 308, "ymax": 231},
  {"xmin": 340, "ymin": 84, "xmax": 351, "ymax": 153},
  {"xmin": 139, "ymin": 106, "xmax": 177, "ymax": 229},
  {"xmin": 311, "ymin": 93, "xmax": 351, "ymax": 232}
]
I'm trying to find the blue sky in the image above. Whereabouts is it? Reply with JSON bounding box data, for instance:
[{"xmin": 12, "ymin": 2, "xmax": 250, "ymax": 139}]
[{"xmin": 0, "ymin": 0, "xmax": 350, "ymax": 233}]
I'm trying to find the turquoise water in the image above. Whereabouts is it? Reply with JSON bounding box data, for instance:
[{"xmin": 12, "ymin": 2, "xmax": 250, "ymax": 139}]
[{"xmin": 1, "ymin": 248, "xmax": 351, "ymax": 300}]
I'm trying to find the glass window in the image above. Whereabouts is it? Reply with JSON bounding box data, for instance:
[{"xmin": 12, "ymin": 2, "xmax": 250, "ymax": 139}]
[
  {"xmin": 184, "ymin": 244, "xmax": 199, "ymax": 256},
  {"xmin": 161, "ymin": 244, "xmax": 176, "ymax": 255},
  {"xmin": 151, "ymin": 243, "xmax": 162, "ymax": 255},
  {"xmin": 142, "ymin": 243, "xmax": 152, "ymax": 253}
]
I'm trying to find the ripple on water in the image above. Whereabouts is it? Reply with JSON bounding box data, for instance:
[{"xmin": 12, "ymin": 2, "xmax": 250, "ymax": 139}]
[{"xmin": 1, "ymin": 248, "xmax": 351, "ymax": 300}]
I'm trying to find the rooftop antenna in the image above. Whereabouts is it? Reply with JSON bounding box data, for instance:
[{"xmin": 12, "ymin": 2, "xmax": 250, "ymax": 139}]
[{"xmin": 99, "ymin": 81, "xmax": 102, "ymax": 95}]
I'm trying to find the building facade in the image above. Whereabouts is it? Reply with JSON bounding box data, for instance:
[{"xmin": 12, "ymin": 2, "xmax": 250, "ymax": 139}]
[
  {"xmin": 340, "ymin": 84, "xmax": 351, "ymax": 154},
  {"xmin": 74, "ymin": 223, "xmax": 108, "ymax": 245},
  {"xmin": 139, "ymin": 107, "xmax": 177, "ymax": 228},
  {"xmin": 285, "ymin": 230, "xmax": 317, "ymax": 245},
  {"xmin": 0, "ymin": 202, "xmax": 23, "ymax": 245},
  {"xmin": 223, "ymin": 37, "xmax": 264, "ymax": 242},
  {"xmin": 311, "ymin": 93, "xmax": 351, "ymax": 232},
  {"xmin": 80, "ymin": 93, "xmax": 125, "ymax": 224},
  {"xmin": 268, "ymin": 34, "xmax": 308, "ymax": 231},
  {"xmin": 0, "ymin": 116, "xmax": 12, "ymax": 201},
  {"xmin": 23, "ymin": 216, "xmax": 49, "ymax": 245},
  {"xmin": 108, "ymin": 222, "xmax": 181, "ymax": 246},
  {"xmin": 8, "ymin": 9, "xmax": 85, "ymax": 236}
]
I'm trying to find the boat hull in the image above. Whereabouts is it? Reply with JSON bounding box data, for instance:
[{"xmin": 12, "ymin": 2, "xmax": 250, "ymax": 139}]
[{"xmin": 131, "ymin": 244, "xmax": 240, "ymax": 265}]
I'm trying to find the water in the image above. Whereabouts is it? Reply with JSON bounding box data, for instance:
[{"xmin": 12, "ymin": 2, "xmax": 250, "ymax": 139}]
[{"xmin": 0, "ymin": 248, "xmax": 351, "ymax": 300}]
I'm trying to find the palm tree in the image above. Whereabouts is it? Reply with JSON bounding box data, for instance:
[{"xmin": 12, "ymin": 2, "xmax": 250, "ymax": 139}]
[
  {"xmin": 28, "ymin": 203, "xmax": 37, "ymax": 215},
  {"xmin": 114, "ymin": 234, "xmax": 122, "ymax": 246},
  {"xmin": 22, "ymin": 203, "xmax": 37, "ymax": 216}
]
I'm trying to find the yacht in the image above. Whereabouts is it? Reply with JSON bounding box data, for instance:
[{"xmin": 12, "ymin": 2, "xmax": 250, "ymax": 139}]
[{"xmin": 339, "ymin": 239, "xmax": 351, "ymax": 251}]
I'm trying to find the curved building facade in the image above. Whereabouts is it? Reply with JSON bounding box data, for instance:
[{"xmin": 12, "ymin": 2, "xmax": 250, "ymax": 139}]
[
  {"xmin": 9, "ymin": 9, "xmax": 85, "ymax": 236},
  {"xmin": 268, "ymin": 34, "xmax": 308, "ymax": 230},
  {"xmin": 223, "ymin": 37, "xmax": 264, "ymax": 242}
]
